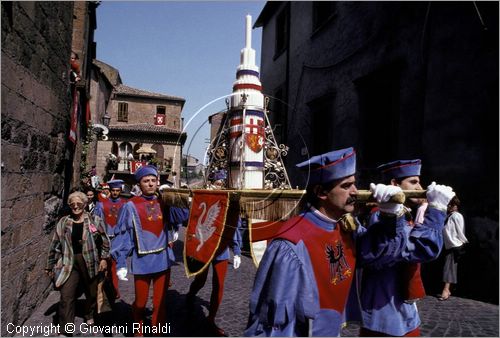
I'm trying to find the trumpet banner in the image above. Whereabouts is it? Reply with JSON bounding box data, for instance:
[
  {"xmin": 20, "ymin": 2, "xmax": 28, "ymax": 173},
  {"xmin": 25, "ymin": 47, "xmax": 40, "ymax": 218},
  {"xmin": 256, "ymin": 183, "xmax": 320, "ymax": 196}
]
[{"xmin": 183, "ymin": 191, "xmax": 238, "ymax": 277}]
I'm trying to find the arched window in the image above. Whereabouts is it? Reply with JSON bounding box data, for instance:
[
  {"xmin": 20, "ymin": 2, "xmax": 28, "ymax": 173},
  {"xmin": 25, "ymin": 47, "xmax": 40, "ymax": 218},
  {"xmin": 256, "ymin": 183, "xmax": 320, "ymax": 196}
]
[
  {"xmin": 111, "ymin": 142, "xmax": 119, "ymax": 157},
  {"xmin": 119, "ymin": 142, "xmax": 132, "ymax": 171},
  {"xmin": 151, "ymin": 144, "xmax": 164, "ymax": 159},
  {"xmin": 151, "ymin": 144, "xmax": 164, "ymax": 171},
  {"xmin": 133, "ymin": 143, "xmax": 142, "ymax": 157}
]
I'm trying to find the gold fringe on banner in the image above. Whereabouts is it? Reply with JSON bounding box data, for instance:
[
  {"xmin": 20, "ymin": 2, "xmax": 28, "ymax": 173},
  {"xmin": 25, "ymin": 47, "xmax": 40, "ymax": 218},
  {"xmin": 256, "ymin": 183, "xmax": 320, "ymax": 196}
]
[
  {"xmin": 161, "ymin": 190, "xmax": 190, "ymax": 209},
  {"xmin": 239, "ymin": 197, "xmax": 302, "ymax": 221}
]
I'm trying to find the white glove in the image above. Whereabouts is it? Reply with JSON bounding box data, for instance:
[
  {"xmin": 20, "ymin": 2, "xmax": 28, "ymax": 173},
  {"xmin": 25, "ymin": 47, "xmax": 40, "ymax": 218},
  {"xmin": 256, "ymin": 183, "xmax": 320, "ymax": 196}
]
[
  {"xmin": 116, "ymin": 267, "xmax": 128, "ymax": 281},
  {"xmin": 233, "ymin": 255, "xmax": 241, "ymax": 269},
  {"xmin": 426, "ymin": 181, "xmax": 455, "ymax": 211},
  {"xmin": 172, "ymin": 231, "xmax": 179, "ymax": 242},
  {"xmin": 370, "ymin": 183, "xmax": 404, "ymax": 216}
]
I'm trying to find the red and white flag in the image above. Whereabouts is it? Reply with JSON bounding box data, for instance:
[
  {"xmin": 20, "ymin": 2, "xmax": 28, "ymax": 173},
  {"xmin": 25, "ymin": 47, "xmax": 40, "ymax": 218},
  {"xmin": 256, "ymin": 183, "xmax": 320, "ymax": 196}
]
[
  {"xmin": 155, "ymin": 114, "xmax": 165, "ymax": 125},
  {"xmin": 130, "ymin": 161, "xmax": 147, "ymax": 174},
  {"xmin": 69, "ymin": 87, "xmax": 78, "ymax": 143}
]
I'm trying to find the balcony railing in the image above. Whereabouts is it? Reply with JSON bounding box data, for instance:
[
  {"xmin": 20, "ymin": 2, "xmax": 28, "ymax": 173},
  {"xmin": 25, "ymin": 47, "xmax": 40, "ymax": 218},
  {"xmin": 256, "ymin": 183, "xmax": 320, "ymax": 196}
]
[{"xmin": 114, "ymin": 159, "xmax": 172, "ymax": 173}]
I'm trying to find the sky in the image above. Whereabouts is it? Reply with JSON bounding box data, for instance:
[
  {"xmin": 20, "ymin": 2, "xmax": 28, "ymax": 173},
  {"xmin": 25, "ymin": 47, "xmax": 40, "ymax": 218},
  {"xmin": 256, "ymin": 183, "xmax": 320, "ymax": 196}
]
[{"xmin": 95, "ymin": 1, "xmax": 265, "ymax": 163}]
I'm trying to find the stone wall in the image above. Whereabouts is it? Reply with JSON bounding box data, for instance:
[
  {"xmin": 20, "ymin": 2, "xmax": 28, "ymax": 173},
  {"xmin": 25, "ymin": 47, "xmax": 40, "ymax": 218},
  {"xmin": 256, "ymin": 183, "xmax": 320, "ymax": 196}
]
[{"xmin": 1, "ymin": 2, "xmax": 75, "ymax": 334}]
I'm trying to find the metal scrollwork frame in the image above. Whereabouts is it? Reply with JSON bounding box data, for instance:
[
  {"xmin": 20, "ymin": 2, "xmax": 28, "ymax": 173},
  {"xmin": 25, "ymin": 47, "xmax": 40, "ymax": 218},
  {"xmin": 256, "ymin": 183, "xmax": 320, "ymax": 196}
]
[
  {"xmin": 263, "ymin": 97, "xmax": 291, "ymax": 189},
  {"xmin": 203, "ymin": 105, "xmax": 231, "ymax": 188}
]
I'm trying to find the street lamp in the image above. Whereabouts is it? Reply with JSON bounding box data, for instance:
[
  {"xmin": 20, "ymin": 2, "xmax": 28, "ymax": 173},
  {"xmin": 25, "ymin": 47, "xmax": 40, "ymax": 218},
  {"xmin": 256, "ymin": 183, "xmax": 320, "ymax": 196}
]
[
  {"xmin": 90, "ymin": 112, "xmax": 111, "ymax": 141},
  {"xmin": 102, "ymin": 113, "xmax": 111, "ymax": 127}
]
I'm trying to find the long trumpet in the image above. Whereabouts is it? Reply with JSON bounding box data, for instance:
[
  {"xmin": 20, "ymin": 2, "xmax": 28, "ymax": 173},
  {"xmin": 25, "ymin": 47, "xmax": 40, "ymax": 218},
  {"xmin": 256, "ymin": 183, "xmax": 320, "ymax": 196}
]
[
  {"xmin": 161, "ymin": 188, "xmax": 427, "ymax": 222},
  {"xmin": 161, "ymin": 188, "xmax": 426, "ymax": 204}
]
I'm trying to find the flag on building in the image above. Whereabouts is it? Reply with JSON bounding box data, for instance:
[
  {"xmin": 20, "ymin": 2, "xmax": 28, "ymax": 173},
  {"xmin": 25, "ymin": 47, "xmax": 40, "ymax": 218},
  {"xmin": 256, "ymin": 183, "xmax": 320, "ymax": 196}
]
[
  {"xmin": 155, "ymin": 114, "xmax": 165, "ymax": 125},
  {"xmin": 69, "ymin": 87, "xmax": 78, "ymax": 143}
]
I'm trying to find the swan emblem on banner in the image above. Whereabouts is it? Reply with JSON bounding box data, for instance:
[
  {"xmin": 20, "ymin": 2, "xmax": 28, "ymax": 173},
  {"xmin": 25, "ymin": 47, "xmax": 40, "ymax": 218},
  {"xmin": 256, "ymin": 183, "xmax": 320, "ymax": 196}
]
[{"xmin": 195, "ymin": 200, "xmax": 221, "ymax": 251}]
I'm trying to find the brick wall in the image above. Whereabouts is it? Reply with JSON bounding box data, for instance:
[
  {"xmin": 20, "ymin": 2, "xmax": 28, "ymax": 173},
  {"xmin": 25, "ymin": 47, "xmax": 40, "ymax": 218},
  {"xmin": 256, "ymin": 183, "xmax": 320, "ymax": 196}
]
[
  {"xmin": 71, "ymin": 2, "xmax": 86, "ymax": 62},
  {"xmin": 1, "ymin": 2, "xmax": 74, "ymax": 334},
  {"xmin": 95, "ymin": 140, "xmax": 113, "ymax": 180},
  {"xmin": 209, "ymin": 111, "xmax": 224, "ymax": 142},
  {"xmin": 109, "ymin": 97, "xmax": 183, "ymax": 131}
]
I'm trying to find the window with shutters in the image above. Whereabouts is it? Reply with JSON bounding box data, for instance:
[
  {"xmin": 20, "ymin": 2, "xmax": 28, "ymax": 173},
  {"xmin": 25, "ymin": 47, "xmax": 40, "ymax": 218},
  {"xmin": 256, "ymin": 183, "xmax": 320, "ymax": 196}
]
[{"xmin": 117, "ymin": 102, "xmax": 128, "ymax": 122}]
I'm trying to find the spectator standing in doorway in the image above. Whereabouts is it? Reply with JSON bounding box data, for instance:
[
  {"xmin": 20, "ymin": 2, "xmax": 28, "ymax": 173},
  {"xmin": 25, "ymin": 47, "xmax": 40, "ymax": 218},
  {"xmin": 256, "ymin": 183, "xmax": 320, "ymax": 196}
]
[{"xmin": 439, "ymin": 195, "xmax": 468, "ymax": 301}]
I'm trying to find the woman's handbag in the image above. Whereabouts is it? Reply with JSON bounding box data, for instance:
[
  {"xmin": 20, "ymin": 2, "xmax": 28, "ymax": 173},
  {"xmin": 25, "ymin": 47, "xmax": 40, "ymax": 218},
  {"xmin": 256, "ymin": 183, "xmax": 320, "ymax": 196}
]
[
  {"xmin": 52, "ymin": 257, "xmax": 63, "ymax": 289},
  {"xmin": 51, "ymin": 242, "xmax": 64, "ymax": 290}
]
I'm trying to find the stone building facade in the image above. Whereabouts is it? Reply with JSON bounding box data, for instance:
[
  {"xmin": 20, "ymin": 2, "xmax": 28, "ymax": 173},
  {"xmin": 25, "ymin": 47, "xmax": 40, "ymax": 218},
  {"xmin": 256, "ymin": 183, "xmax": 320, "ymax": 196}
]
[
  {"xmin": 255, "ymin": 1, "xmax": 498, "ymax": 303},
  {"xmin": 208, "ymin": 110, "xmax": 225, "ymax": 143},
  {"xmin": 1, "ymin": 1, "xmax": 98, "ymax": 334},
  {"xmin": 92, "ymin": 79, "xmax": 186, "ymax": 188},
  {"xmin": 69, "ymin": 1, "xmax": 98, "ymax": 189},
  {"xmin": 86, "ymin": 59, "xmax": 119, "ymax": 176},
  {"xmin": 184, "ymin": 153, "xmax": 204, "ymax": 175}
]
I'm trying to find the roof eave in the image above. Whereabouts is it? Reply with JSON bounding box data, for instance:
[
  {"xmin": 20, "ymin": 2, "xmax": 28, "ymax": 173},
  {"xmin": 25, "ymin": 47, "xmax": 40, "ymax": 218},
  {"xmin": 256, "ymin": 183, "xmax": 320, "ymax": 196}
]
[
  {"xmin": 115, "ymin": 92, "xmax": 185, "ymax": 102},
  {"xmin": 254, "ymin": 2, "xmax": 282, "ymax": 28}
]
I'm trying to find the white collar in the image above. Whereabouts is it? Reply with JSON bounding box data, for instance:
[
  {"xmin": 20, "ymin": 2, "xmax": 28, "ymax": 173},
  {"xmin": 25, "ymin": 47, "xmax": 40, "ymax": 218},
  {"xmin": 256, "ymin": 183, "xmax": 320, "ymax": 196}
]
[{"xmin": 308, "ymin": 204, "xmax": 338, "ymax": 223}]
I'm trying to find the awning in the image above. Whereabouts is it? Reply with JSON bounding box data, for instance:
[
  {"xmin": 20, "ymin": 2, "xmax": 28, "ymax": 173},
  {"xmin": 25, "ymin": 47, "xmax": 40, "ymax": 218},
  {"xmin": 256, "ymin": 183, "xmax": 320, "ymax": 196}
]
[{"xmin": 136, "ymin": 145, "xmax": 157, "ymax": 154}]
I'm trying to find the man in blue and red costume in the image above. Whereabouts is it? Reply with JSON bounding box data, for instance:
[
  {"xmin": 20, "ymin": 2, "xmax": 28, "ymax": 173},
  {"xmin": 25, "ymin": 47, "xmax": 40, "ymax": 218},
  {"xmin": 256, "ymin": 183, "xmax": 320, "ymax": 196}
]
[
  {"xmin": 111, "ymin": 165, "xmax": 176, "ymax": 336},
  {"xmin": 97, "ymin": 183, "xmax": 110, "ymax": 202},
  {"xmin": 94, "ymin": 179, "xmax": 127, "ymax": 299},
  {"xmin": 245, "ymin": 147, "xmax": 364, "ymax": 336},
  {"xmin": 186, "ymin": 170, "xmax": 243, "ymax": 337},
  {"xmin": 186, "ymin": 220, "xmax": 242, "ymax": 336},
  {"xmin": 357, "ymin": 159, "xmax": 455, "ymax": 336}
]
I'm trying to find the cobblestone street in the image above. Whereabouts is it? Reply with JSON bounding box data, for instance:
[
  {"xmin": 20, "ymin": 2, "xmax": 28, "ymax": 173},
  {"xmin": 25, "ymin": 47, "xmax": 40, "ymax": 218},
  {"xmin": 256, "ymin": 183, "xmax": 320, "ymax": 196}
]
[{"xmin": 24, "ymin": 227, "xmax": 499, "ymax": 337}]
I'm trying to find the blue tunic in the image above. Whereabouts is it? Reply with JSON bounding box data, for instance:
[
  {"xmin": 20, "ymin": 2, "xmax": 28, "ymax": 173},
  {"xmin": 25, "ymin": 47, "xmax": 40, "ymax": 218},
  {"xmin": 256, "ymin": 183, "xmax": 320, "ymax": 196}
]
[
  {"xmin": 357, "ymin": 207, "xmax": 446, "ymax": 336},
  {"xmin": 245, "ymin": 207, "xmax": 364, "ymax": 337},
  {"xmin": 94, "ymin": 197, "xmax": 126, "ymax": 237},
  {"xmin": 111, "ymin": 195, "xmax": 176, "ymax": 275},
  {"xmin": 168, "ymin": 206, "xmax": 189, "ymax": 230},
  {"xmin": 214, "ymin": 217, "xmax": 243, "ymax": 261}
]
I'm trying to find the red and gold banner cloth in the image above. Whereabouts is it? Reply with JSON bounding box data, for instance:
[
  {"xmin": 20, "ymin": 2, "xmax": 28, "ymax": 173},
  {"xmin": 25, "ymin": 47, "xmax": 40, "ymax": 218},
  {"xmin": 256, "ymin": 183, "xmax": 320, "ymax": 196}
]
[{"xmin": 184, "ymin": 191, "xmax": 233, "ymax": 277}]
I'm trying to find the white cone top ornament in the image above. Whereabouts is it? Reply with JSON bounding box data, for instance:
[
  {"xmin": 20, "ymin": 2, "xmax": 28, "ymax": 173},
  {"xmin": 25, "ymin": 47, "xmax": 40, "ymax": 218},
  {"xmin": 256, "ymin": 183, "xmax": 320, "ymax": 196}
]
[{"xmin": 228, "ymin": 15, "xmax": 265, "ymax": 189}]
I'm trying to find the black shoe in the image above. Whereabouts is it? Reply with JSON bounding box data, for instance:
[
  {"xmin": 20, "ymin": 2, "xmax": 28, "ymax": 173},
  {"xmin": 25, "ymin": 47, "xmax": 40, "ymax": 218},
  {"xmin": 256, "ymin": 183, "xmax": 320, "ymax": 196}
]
[{"xmin": 186, "ymin": 293, "xmax": 195, "ymax": 313}]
